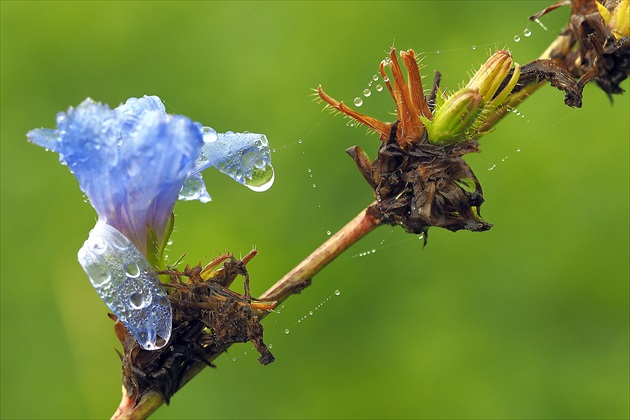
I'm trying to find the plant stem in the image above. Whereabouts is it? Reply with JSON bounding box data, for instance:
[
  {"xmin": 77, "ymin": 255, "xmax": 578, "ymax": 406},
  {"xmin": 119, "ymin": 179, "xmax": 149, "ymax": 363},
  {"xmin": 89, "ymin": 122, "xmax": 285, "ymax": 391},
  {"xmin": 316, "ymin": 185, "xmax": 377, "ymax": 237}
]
[
  {"xmin": 112, "ymin": 204, "xmax": 382, "ymax": 419},
  {"xmin": 259, "ymin": 204, "xmax": 381, "ymax": 304}
]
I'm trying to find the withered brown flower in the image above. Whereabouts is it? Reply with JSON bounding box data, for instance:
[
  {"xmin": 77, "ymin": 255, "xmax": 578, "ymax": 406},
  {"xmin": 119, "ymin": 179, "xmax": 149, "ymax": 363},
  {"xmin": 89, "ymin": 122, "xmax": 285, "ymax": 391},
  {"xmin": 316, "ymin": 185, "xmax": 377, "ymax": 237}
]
[
  {"xmin": 531, "ymin": 0, "xmax": 630, "ymax": 98},
  {"xmin": 113, "ymin": 251, "xmax": 276, "ymax": 404},
  {"xmin": 317, "ymin": 48, "xmax": 514, "ymax": 237}
]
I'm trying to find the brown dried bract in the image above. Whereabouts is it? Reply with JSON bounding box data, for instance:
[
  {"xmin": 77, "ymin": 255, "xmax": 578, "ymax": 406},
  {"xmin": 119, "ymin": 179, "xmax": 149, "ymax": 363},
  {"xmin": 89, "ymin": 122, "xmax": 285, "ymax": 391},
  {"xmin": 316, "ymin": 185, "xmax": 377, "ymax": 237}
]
[
  {"xmin": 532, "ymin": 0, "xmax": 630, "ymax": 98},
  {"xmin": 112, "ymin": 251, "xmax": 276, "ymax": 404},
  {"xmin": 351, "ymin": 129, "xmax": 491, "ymax": 238}
]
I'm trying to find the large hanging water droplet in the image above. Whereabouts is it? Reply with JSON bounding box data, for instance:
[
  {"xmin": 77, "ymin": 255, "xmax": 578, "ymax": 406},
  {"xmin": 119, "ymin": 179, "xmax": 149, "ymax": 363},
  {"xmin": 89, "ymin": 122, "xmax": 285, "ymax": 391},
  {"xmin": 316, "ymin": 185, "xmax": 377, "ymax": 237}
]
[
  {"xmin": 202, "ymin": 132, "xmax": 275, "ymax": 193},
  {"xmin": 354, "ymin": 97, "xmax": 363, "ymax": 107},
  {"xmin": 244, "ymin": 164, "xmax": 275, "ymax": 192}
]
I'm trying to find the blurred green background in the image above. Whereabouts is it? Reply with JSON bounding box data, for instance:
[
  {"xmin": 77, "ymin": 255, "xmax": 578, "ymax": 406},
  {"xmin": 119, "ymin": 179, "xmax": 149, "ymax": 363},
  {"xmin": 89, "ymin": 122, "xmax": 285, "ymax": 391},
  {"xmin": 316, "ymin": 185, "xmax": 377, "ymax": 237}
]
[{"xmin": 2, "ymin": 1, "xmax": 628, "ymax": 419}]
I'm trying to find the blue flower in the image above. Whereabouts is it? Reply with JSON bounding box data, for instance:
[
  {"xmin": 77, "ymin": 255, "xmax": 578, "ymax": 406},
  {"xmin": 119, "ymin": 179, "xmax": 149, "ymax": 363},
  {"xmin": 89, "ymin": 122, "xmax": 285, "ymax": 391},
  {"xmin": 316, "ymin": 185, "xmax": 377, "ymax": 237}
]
[{"xmin": 28, "ymin": 95, "xmax": 274, "ymax": 350}]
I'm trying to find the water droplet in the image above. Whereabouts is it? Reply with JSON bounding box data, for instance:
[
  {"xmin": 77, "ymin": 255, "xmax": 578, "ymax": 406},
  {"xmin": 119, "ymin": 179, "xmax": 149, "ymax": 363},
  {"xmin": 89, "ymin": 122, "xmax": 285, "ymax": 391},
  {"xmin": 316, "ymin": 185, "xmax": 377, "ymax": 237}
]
[
  {"xmin": 514, "ymin": 35, "xmax": 521, "ymax": 42},
  {"xmin": 307, "ymin": 168, "xmax": 312, "ymax": 173},
  {"xmin": 272, "ymin": 148, "xmax": 276, "ymax": 153},
  {"xmin": 372, "ymin": 74, "xmax": 379, "ymax": 81},
  {"xmin": 516, "ymin": 148, "xmax": 521, "ymax": 152},
  {"xmin": 488, "ymin": 164, "xmax": 496, "ymax": 171},
  {"xmin": 363, "ymin": 89, "xmax": 371, "ymax": 97},
  {"xmin": 383, "ymin": 76, "xmax": 389, "ymax": 83},
  {"xmin": 232, "ymin": 357, "xmax": 237, "ymax": 362},
  {"xmin": 436, "ymin": 50, "xmax": 440, "ymax": 54},
  {"xmin": 125, "ymin": 261, "xmax": 140, "ymax": 278},
  {"xmin": 334, "ymin": 290, "xmax": 341, "ymax": 296},
  {"xmin": 244, "ymin": 164, "xmax": 275, "ymax": 192},
  {"xmin": 298, "ymin": 139, "xmax": 303, "ymax": 144},
  {"xmin": 326, "ymin": 230, "xmax": 332, "ymax": 236},
  {"xmin": 129, "ymin": 291, "xmax": 150, "ymax": 309},
  {"xmin": 268, "ymin": 343, "xmax": 273, "ymax": 349},
  {"xmin": 312, "ymin": 184, "xmax": 316, "ymax": 188},
  {"xmin": 284, "ymin": 329, "xmax": 290, "ymax": 334},
  {"xmin": 524, "ymin": 28, "xmax": 532, "ymax": 37},
  {"xmin": 354, "ymin": 97, "xmax": 363, "ymax": 107},
  {"xmin": 375, "ymin": 84, "xmax": 383, "ymax": 92},
  {"xmin": 90, "ymin": 237, "xmax": 107, "ymax": 254},
  {"xmin": 309, "ymin": 311, "xmax": 314, "ymax": 316},
  {"xmin": 471, "ymin": 45, "xmax": 476, "ymax": 50}
]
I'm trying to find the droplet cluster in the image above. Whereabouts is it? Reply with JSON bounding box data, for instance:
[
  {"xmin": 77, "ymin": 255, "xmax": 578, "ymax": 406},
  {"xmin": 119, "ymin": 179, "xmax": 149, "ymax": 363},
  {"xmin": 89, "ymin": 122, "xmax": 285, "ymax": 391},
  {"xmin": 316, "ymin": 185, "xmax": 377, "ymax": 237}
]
[{"xmin": 78, "ymin": 222, "xmax": 172, "ymax": 350}]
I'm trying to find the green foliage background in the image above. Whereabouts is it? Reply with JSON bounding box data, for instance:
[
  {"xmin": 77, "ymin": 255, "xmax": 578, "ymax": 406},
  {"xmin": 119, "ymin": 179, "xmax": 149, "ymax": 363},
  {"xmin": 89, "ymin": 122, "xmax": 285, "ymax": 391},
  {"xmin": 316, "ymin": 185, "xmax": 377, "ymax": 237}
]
[{"xmin": 1, "ymin": 1, "xmax": 628, "ymax": 418}]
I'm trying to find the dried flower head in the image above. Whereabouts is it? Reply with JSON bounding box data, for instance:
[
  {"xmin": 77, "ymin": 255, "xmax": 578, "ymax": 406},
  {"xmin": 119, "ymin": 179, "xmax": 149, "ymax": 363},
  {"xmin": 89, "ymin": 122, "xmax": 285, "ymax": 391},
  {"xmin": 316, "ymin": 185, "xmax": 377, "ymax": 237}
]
[
  {"xmin": 318, "ymin": 49, "xmax": 525, "ymax": 237},
  {"xmin": 531, "ymin": 0, "xmax": 630, "ymax": 97}
]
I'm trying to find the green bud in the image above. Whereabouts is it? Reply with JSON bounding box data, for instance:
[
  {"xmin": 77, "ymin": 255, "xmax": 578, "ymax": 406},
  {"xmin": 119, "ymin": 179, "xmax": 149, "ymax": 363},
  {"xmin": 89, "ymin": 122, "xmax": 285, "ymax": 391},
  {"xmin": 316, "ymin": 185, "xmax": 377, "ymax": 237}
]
[
  {"xmin": 421, "ymin": 88, "xmax": 483, "ymax": 144},
  {"xmin": 466, "ymin": 50, "xmax": 514, "ymax": 102}
]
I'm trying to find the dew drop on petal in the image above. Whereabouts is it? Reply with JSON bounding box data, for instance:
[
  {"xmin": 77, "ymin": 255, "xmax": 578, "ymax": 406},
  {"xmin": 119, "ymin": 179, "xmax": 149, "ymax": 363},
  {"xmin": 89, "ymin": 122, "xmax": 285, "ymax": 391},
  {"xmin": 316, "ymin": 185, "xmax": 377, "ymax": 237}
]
[
  {"xmin": 244, "ymin": 164, "xmax": 275, "ymax": 192},
  {"xmin": 129, "ymin": 291, "xmax": 149, "ymax": 309},
  {"xmin": 354, "ymin": 97, "xmax": 363, "ymax": 107},
  {"xmin": 90, "ymin": 237, "xmax": 108, "ymax": 255},
  {"xmin": 125, "ymin": 261, "xmax": 140, "ymax": 278},
  {"xmin": 78, "ymin": 222, "xmax": 172, "ymax": 351}
]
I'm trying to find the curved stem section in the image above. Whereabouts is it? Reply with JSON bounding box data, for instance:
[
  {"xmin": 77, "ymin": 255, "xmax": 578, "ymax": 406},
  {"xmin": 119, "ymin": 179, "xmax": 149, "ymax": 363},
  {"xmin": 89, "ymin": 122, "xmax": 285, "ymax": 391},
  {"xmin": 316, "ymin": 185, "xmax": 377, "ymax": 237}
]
[{"xmin": 259, "ymin": 204, "xmax": 381, "ymax": 304}]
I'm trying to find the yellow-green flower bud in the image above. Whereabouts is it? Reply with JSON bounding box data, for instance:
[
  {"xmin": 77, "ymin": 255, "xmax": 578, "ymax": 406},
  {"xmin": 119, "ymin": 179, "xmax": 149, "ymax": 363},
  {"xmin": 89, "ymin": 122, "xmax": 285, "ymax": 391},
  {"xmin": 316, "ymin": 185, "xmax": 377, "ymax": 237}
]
[
  {"xmin": 422, "ymin": 88, "xmax": 483, "ymax": 144},
  {"xmin": 466, "ymin": 50, "xmax": 514, "ymax": 102}
]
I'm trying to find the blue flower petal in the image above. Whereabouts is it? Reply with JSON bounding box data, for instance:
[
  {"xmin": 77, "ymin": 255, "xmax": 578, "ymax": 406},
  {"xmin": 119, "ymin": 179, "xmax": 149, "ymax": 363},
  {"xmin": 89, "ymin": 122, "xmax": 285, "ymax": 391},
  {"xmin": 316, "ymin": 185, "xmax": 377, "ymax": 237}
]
[
  {"xmin": 192, "ymin": 129, "xmax": 275, "ymax": 193},
  {"xmin": 28, "ymin": 94, "xmax": 275, "ymax": 351},
  {"xmin": 78, "ymin": 222, "xmax": 172, "ymax": 350}
]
